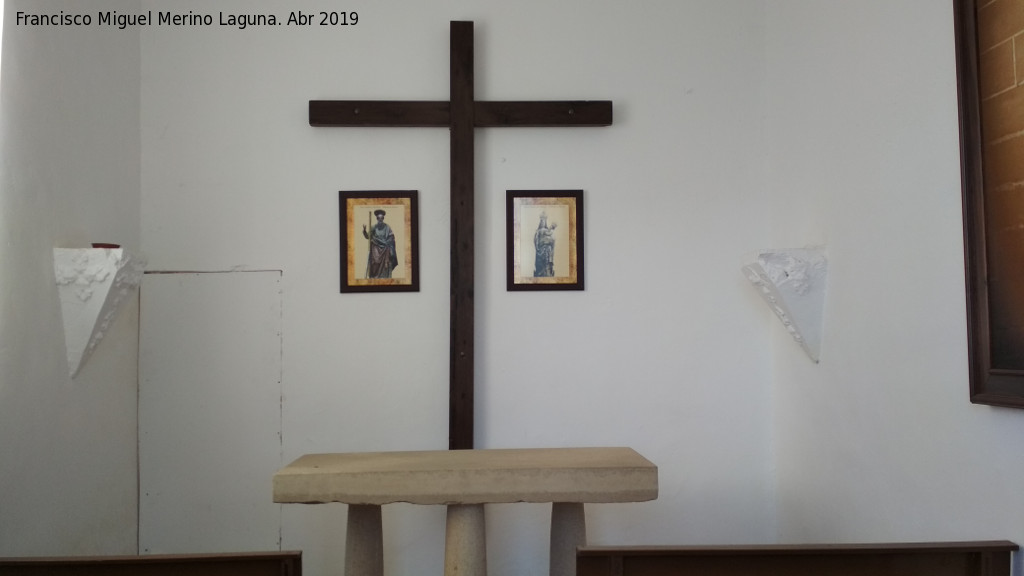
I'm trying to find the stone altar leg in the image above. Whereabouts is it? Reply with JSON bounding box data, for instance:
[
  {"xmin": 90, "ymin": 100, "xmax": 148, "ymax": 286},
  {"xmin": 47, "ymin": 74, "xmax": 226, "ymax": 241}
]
[
  {"xmin": 550, "ymin": 502, "xmax": 586, "ymax": 576},
  {"xmin": 445, "ymin": 504, "xmax": 486, "ymax": 576},
  {"xmin": 345, "ymin": 504, "xmax": 383, "ymax": 576}
]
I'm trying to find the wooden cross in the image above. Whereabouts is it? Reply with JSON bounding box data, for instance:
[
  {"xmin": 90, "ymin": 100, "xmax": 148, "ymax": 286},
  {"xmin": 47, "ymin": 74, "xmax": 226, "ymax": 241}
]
[{"xmin": 312, "ymin": 21, "xmax": 612, "ymax": 450}]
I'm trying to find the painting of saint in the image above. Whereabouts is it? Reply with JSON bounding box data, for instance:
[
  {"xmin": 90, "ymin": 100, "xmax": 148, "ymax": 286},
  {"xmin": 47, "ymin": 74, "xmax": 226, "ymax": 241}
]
[{"xmin": 362, "ymin": 209, "xmax": 398, "ymax": 278}]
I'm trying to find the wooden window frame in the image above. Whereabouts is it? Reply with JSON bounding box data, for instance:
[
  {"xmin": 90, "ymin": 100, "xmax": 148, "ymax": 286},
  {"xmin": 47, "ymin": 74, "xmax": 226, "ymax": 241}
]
[{"xmin": 955, "ymin": 0, "xmax": 1024, "ymax": 407}]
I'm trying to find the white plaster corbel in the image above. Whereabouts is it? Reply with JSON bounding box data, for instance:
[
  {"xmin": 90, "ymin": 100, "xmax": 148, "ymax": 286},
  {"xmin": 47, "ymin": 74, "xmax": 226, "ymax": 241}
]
[
  {"xmin": 743, "ymin": 248, "xmax": 827, "ymax": 362},
  {"xmin": 54, "ymin": 247, "xmax": 145, "ymax": 377}
]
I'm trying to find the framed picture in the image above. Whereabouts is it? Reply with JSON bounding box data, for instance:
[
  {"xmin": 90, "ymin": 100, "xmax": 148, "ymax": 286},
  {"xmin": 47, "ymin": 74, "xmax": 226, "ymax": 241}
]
[
  {"xmin": 955, "ymin": 0, "xmax": 1024, "ymax": 407},
  {"xmin": 339, "ymin": 191, "xmax": 419, "ymax": 293},
  {"xmin": 506, "ymin": 190, "xmax": 584, "ymax": 291}
]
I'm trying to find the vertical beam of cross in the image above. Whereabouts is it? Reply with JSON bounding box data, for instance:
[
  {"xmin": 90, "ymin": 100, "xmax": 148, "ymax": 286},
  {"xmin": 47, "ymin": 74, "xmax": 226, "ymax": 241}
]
[
  {"xmin": 310, "ymin": 21, "xmax": 612, "ymax": 450},
  {"xmin": 449, "ymin": 22, "xmax": 475, "ymax": 451}
]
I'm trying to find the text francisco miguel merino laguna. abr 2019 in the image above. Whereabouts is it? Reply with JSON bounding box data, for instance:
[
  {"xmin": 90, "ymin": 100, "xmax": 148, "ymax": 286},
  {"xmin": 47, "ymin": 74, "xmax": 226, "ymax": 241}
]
[{"xmin": 15, "ymin": 10, "xmax": 358, "ymax": 30}]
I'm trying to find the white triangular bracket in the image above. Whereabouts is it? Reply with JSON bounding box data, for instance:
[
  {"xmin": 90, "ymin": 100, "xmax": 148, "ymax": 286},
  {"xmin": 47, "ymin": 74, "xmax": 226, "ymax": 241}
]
[
  {"xmin": 54, "ymin": 248, "xmax": 145, "ymax": 378},
  {"xmin": 743, "ymin": 248, "xmax": 827, "ymax": 362}
]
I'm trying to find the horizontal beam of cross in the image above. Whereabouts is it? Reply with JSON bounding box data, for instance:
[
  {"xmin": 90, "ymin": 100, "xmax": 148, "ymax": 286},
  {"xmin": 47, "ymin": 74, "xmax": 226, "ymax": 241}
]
[{"xmin": 310, "ymin": 100, "xmax": 613, "ymax": 128}]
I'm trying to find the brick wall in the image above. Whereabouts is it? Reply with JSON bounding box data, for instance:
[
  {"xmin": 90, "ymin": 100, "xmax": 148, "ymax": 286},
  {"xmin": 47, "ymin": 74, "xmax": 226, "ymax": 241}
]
[{"xmin": 978, "ymin": 0, "xmax": 1024, "ymax": 368}]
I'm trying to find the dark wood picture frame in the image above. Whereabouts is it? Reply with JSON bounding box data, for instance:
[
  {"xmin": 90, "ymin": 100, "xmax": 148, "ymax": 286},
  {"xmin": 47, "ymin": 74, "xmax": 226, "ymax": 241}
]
[
  {"xmin": 506, "ymin": 190, "xmax": 584, "ymax": 291},
  {"xmin": 339, "ymin": 190, "xmax": 419, "ymax": 293},
  {"xmin": 954, "ymin": 0, "xmax": 1024, "ymax": 407}
]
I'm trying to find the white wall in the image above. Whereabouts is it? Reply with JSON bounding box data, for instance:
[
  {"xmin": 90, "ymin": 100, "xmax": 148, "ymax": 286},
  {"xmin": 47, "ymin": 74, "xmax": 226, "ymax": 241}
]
[
  {"xmin": 766, "ymin": 0, "xmax": 1024, "ymax": 555},
  {"xmin": 7, "ymin": 1, "xmax": 1024, "ymax": 576},
  {"xmin": 139, "ymin": 1, "xmax": 774, "ymax": 574},
  {"xmin": 0, "ymin": 0, "xmax": 141, "ymax": 556}
]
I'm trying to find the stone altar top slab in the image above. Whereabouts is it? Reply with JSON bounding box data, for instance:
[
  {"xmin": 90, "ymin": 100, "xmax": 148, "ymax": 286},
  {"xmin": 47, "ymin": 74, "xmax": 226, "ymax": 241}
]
[{"xmin": 273, "ymin": 447, "xmax": 658, "ymax": 505}]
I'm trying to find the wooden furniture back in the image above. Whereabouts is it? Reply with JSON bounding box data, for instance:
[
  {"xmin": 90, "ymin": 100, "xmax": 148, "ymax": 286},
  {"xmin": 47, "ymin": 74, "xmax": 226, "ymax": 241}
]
[
  {"xmin": 578, "ymin": 541, "xmax": 1017, "ymax": 576},
  {"xmin": 0, "ymin": 551, "xmax": 300, "ymax": 576}
]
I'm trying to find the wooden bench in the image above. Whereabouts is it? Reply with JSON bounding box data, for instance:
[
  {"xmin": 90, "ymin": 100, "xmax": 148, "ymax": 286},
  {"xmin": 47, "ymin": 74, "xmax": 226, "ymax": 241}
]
[
  {"xmin": 0, "ymin": 551, "xmax": 301, "ymax": 576},
  {"xmin": 577, "ymin": 541, "xmax": 1018, "ymax": 576},
  {"xmin": 274, "ymin": 447, "xmax": 658, "ymax": 576}
]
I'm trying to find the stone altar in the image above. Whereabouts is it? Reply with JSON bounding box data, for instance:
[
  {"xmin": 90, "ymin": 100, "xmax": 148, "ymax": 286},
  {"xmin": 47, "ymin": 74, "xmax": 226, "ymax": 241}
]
[{"xmin": 273, "ymin": 447, "xmax": 658, "ymax": 576}]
